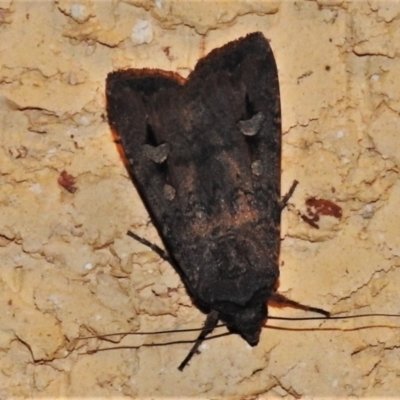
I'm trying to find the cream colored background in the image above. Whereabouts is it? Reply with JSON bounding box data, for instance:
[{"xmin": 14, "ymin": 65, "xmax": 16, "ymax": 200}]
[{"xmin": 1, "ymin": 0, "xmax": 400, "ymax": 397}]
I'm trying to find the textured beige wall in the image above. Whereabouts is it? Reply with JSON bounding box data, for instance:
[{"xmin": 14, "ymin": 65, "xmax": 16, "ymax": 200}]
[{"xmin": 1, "ymin": 0, "xmax": 400, "ymax": 397}]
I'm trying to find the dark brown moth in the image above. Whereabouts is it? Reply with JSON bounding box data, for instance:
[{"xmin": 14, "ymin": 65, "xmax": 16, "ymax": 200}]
[{"xmin": 106, "ymin": 32, "xmax": 329, "ymax": 370}]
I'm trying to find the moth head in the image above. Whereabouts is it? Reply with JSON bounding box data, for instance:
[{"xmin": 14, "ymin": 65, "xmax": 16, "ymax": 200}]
[{"xmin": 221, "ymin": 299, "xmax": 267, "ymax": 346}]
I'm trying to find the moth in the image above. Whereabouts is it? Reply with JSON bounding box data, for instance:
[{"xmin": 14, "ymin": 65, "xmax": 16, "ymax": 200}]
[{"xmin": 106, "ymin": 32, "xmax": 329, "ymax": 370}]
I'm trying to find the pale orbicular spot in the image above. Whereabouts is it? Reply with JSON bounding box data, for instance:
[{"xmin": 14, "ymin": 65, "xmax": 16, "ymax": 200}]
[
  {"xmin": 237, "ymin": 112, "xmax": 265, "ymax": 136},
  {"xmin": 142, "ymin": 143, "xmax": 170, "ymax": 163},
  {"xmin": 142, "ymin": 143, "xmax": 169, "ymax": 164}
]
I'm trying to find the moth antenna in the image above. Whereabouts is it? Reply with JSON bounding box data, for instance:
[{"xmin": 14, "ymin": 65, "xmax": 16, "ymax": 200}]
[
  {"xmin": 178, "ymin": 310, "xmax": 219, "ymax": 371},
  {"xmin": 81, "ymin": 331, "xmax": 233, "ymax": 357},
  {"xmin": 280, "ymin": 180, "xmax": 299, "ymax": 210},
  {"xmin": 269, "ymin": 313, "xmax": 400, "ymax": 321},
  {"xmin": 74, "ymin": 314, "xmax": 400, "ymax": 359},
  {"xmin": 269, "ymin": 292, "xmax": 330, "ymax": 318},
  {"xmin": 78, "ymin": 323, "xmax": 227, "ymax": 340},
  {"xmin": 127, "ymin": 230, "xmax": 171, "ymax": 263}
]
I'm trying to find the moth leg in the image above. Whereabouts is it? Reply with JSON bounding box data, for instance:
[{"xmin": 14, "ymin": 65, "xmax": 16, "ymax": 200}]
[
  {"xmin": 178, "ymin": 310, "xmax": 219, "ymax": 371},
  {"xmin": 270, "ymin": 292, "xmax": 330, "ymax": 318},
  {"xmin": 127, "ymin": 230, "xmax": 172, "ymax": 263},
  {"xmin": 280, "ymin": 180, "xmax": 299, "ymax": 210}
]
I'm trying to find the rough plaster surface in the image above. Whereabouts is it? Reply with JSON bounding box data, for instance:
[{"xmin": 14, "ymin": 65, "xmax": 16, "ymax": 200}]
[{"xmin": 1, "ymin": 0, "xmax": 400, "ymax": 398}]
